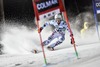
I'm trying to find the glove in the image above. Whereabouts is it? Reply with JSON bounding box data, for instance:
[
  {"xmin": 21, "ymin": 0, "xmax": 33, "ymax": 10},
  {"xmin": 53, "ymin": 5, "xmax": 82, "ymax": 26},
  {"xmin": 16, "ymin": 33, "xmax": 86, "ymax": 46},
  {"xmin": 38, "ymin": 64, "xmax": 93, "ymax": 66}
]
[
  {"xmin": 70, "ymin": 33, "xmax": 73, "ymax": 37},
  {"xmin": 70, "ymin": 34, "xmax": 75, "ymax": 44},
  {"xmin": 38, "ymin": 27, "xmax": 43, "ymax": 33},
  {"xmin": 71, "ymin": 37, "xmax": 75, "ymax": 44}
]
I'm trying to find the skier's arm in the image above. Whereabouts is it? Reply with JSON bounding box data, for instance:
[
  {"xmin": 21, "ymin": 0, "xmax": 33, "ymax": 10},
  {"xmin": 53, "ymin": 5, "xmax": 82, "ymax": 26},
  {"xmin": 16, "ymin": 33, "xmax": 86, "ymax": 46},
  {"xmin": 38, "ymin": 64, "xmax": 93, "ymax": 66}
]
[
  {"xmin": 65, "ymin": 22, "xmax": 75, "ymax": 44},
  {"xmin": 38, "ymin": 20, "xmax": 53, "ymax": 33},
  {"xmin": 38, "ymin": 22, "xmax": 48, "ymax": 33},
  {"xmin": 64, "ymin": 22, "xmax": 70, "ymax": 33},
  {"xmin": 42, "ymin": 20, "xmax": 55, "ymax": 28},
  {"xmin": 41, "ymin": 22, "xmax": 49, "ymax": 29}
]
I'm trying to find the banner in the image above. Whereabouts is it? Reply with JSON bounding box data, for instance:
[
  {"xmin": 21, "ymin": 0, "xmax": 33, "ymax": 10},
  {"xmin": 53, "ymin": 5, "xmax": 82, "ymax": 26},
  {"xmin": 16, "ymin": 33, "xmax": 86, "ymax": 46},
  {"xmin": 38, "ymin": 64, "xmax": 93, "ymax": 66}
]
[
  {"xmin": 92, "ymin": 0, "xmax": 100, "ymax": 40},
  {"xmin": 94, "ymin": 0, "xmax": 100, "ymax": 22},
  {"xmin": 33, "ymin": 0, "xmax": 64, "ymax": 21}
]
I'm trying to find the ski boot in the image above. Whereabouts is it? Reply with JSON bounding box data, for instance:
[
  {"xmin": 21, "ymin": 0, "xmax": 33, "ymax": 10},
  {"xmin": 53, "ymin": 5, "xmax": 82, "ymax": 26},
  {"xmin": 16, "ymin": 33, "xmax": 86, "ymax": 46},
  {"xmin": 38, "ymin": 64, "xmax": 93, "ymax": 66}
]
[
  {"xmin": 31, "ymin": 49, "xmax": 38, "ymax": 54},
  {"xmin": 34, "ymin": 50, "xmax": 38, "ymax": 54},
  {"xmin": 47, "ymin": 46, "xmax": 54, "ymax": 51}
]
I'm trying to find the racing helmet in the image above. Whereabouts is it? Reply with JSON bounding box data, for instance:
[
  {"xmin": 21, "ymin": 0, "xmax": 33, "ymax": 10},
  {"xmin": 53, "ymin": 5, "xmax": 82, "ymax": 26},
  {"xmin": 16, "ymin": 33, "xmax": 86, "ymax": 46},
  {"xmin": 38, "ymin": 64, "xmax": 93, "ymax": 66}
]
[{"xmin": 54, "ymin": 14, "xmax": 62, "ymax": 20}]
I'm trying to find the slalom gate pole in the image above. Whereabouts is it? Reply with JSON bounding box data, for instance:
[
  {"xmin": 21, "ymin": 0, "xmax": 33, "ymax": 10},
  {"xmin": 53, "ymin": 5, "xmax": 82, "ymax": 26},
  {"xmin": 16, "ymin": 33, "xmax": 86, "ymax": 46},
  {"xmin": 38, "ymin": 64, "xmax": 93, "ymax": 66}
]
[
  {"xmin": 92, "ymin": 0, "xmax": 100, "ymax": 40},
  {"xmin": 63, "ymin": 11, "xmax": 78, "ymax": 59},
  {"xmin": 61, "ymin": 0, "xmax": 79, "ymax": 58},
  {"xmin": 32, "ymin": 0, "xmax": 47, "ymax": 65},
  {"xmin": 36, "ymin": 20, "xmax": 47, "ymax": 65}
]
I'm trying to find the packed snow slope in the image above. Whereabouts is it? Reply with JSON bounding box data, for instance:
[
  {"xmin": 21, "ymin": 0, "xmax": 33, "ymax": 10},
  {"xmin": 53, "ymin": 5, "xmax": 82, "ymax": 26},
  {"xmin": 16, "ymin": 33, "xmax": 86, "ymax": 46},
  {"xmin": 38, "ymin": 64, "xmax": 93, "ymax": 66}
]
[
  {"xmin": 0, "ymin": 22, "xmax": 100, "ymax": 67},
  {"xmin": 0, "ymin": 41, "xmax": 100, "ymax": 67}
]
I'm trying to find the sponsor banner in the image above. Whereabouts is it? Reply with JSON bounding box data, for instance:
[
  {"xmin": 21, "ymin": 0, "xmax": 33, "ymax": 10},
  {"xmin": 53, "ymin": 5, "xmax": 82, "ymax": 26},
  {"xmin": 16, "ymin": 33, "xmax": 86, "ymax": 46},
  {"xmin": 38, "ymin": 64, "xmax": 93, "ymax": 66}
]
[
  {"xmin": 35, "ymin": 0, "xmax": 59, "ymax": 13},
  {"xmin": 95, "ymin": 0, "xmax": 100, "ymax": 8},
  {"xmin": 94, "ymin": 0, "xmax": 100, "ymax": 22},
  {"xmin": 94, "ymin": 0, "xmax": 100, "ymax": 13},
  {"xmin": 39, "ymin": 9, "xmax": 60, "ymax": 20},
  {"xmin": 33, "ymin": 0, "xmax": 64, "ymax": 21},
  {"xmin": 97, "ymin": 10, "xmax": 100, "ymax": 14}
]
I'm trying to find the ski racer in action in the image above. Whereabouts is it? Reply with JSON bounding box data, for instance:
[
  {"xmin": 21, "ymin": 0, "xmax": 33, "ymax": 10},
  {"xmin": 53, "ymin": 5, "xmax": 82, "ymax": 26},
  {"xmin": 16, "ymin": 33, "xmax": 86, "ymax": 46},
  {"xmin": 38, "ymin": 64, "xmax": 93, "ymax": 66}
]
[{"xmin": 38, "ymin": 13, "xmax": 74, "ymax": 51}]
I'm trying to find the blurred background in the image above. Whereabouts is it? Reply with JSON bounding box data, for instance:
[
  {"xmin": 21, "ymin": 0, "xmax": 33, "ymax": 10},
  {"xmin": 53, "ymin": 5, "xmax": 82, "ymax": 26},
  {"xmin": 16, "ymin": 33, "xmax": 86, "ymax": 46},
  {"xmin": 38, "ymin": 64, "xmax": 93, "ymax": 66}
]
[{"xmin": 0, "ymin": 0, "xmax": 92, "ymax": 26}]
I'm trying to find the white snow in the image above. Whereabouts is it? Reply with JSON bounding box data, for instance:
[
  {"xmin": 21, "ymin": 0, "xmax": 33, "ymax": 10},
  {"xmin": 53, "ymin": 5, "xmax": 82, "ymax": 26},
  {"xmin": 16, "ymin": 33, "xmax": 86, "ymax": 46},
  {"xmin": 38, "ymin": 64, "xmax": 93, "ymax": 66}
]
[
  {"xmin": 0, "ymin": 24, "xmax": 100, "ymax": 67},
  {"xmin": 0, "ymin": 42, "xmax": 100, "ymax": 67}
]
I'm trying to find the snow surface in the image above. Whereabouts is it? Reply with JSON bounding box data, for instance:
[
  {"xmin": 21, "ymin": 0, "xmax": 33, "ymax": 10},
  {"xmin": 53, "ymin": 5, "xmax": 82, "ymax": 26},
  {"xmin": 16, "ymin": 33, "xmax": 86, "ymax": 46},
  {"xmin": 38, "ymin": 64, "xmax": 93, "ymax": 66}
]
[
  {"xmin": 0, "ymin": 24, "xmax": 100, "ymax": 67},
  {"xmin": 0, "ymin": 42, "xmax": 100, "ymax": 67}
]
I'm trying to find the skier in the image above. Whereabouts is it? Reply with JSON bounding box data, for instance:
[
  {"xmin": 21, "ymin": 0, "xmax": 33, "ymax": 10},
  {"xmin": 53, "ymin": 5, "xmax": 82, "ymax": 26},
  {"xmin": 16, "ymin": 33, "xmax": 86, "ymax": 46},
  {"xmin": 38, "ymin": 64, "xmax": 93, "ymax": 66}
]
[{"xmin": 38, "ymin": 13, "xmax": 74, "ymax": 51}]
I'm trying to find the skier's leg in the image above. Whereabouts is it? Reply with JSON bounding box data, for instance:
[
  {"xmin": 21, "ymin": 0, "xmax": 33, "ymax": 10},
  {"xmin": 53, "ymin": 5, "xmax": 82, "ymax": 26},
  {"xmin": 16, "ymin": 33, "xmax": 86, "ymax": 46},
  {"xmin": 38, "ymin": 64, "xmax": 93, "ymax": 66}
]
[
  {"xmin": 48, "ymin": 34, "xmax": 65, "ymax": 48},
  {"xmin": 43, "ymin": 32, "xmax": 55, "ymax": 46}
]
